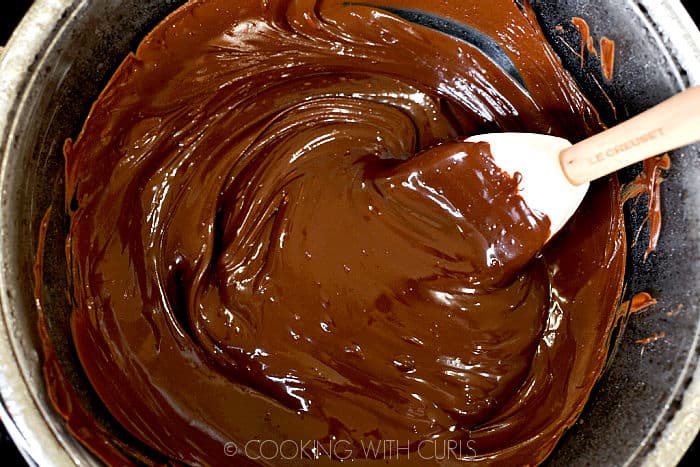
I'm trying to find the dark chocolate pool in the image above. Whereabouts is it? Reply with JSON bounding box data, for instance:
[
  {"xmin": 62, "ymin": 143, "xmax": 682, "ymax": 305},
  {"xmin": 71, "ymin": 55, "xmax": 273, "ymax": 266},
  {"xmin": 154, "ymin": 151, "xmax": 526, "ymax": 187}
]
[{"xmin": 0, "ymin": 1, "xmax": 698, "ymax": 466}]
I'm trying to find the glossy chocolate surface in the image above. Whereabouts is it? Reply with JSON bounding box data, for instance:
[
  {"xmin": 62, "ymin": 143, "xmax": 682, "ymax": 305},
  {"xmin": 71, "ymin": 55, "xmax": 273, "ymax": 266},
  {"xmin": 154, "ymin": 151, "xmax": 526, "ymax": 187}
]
[{"xmin": 56, "ymin": 0, "xmax": 626, "ymax": 464}]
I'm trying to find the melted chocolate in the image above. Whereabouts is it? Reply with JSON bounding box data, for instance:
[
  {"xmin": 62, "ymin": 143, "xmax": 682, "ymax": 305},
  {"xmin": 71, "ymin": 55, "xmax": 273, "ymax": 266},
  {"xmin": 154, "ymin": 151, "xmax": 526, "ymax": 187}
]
[
  {"xmin": 557, "ymin": 16, "xmax": 617, "ymax": 119},
  {"xmin": 600, "ymin": 37, "xmax": 616, "ymax": 81},
  {"xmin": 49, "ymin": 0, "xmax": 629, "ymax": 464},
  {"xmin": 571, "ymin": 17, "xmax": 615, "ymax": 81},
  {"xmin": 620, "ymin": 292, "xmax": 658, "ymax": 315},
  {"xmin": 622, "ymin": 154, "xmax": 670, "ymax": 259},
  {"xmin": 571, "ymin": 17, "xmax": 591, "ymax": 67}
]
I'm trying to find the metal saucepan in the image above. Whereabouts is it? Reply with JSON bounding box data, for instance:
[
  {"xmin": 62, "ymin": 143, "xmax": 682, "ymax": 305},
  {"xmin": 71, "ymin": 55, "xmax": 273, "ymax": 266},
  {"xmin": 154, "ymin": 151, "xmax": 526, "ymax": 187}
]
[{"xmin": 0, "ymin": 0, "xmax": 698, "ymax": 465}]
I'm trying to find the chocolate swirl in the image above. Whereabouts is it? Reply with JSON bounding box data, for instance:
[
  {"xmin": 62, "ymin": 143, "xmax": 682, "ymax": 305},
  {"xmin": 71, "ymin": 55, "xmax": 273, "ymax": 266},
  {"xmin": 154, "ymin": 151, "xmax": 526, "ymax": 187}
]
[{"xmin": 61, "ymin": 0, "xmax": 626, "ymax": 464}]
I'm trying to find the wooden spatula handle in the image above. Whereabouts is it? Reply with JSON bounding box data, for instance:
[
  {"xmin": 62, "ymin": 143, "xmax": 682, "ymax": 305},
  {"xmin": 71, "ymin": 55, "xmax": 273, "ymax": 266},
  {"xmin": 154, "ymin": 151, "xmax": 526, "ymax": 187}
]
[{"xmin": 560, "ymin": 86, "xmax": 700, "ymax": 186}]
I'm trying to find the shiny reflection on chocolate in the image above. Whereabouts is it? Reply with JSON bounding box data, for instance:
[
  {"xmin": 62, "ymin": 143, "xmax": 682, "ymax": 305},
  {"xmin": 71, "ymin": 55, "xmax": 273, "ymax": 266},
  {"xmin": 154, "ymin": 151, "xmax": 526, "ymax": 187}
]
[{"xmin": 56, "ymin": 0, "xmax": 626, "ymax": 465}]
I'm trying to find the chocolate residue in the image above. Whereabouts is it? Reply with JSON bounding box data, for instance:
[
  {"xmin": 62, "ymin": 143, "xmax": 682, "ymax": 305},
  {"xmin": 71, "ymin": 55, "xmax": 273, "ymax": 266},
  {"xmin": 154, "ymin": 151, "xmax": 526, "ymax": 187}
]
[
  {"xmin": 619, "ymin": 292, "xmax": 658, "ymax": 315},
  {"xmin": 636, "ymin": 331, "xmax": 666, "ymax": 345},
  {"xmin": 588, "ymin": 37, "xmax": 598, "ymax": 56},
  {"xmin": 623, "ymin": 155, "xmax": 671, "ymax": 260},
  {"xmin": 569, "ymin": 17, "xmax": 615, "ymax": 80},
  {"xmin": 667, "ymin": 304, "xmax": 684, "ymax": 317},
  {"xmin": 557, "ymin": 17, "xmax": 617, "ymax": 118},
  {"xmin": 600, "ymin": 37, "xmax": 616, "ymax": 81},
  {"xmin": 36, "ymin": 1, "xmax": 636, "ymax": 465},
  {"xmin": 571, "ymin": 17, "xmax": 590, "ymax": 67},
  {"xmin": 567, "ymin": 12, "xmax": 668, "ymax": 262}
]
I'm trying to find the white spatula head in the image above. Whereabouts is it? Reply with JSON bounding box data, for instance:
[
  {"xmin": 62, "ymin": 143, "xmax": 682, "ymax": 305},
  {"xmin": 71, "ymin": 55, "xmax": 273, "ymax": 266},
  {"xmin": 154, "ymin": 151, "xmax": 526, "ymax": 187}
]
[
  {"xmin": 466, "ymin": 133, "xmax": 590, "ymax": 239},
  {"xmin": 466, "ymin": 87, "xmax": 700, "ymax": 246}
]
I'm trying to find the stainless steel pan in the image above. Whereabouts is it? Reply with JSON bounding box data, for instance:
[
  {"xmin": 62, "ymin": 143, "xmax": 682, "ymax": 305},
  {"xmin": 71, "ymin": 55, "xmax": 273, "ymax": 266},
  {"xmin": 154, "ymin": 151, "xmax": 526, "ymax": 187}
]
[{"xmin": 0, "ymin": 0, "xmax": 698, "ymax": 465}]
